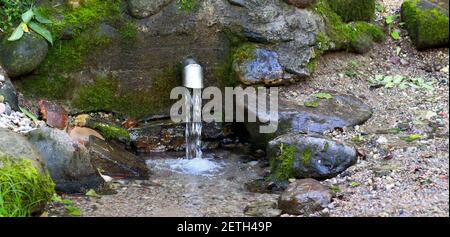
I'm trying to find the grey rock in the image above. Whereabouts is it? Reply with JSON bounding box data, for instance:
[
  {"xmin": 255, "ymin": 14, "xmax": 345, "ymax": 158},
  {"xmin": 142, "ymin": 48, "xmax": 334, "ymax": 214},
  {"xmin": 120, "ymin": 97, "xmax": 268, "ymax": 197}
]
[
  {"xmin": 127, "ymin": 0, "xmax": 173, "ymax": 19},
  {"xmin": 0, "ymin": 128, "xmax": 47, "ymax": 174},
  {"xmin": 278, "ymin": 178, "xmax": 332, "ymax": 215},
  {"xmin": 0, "ymin": 67, "xmax": 19, "ymax": 111},
  {"xmin": 0, "ymin": 32, "xmax": 48, "ymax": 77},
  {"xmin": 244, "ymin": 201, "xmax": 282, "ymax": 217},
  {"xmin": 235, "ymin": 48, "xmax": 285, "ymax": 85},
  {"xmin": 241, "ymin": 92, "xmax": 373, "ymax": 148},
  {"xmin": 27, "ymin": 127, "xmax": 104, "ymax": 193},
  {"xmin": 87, "ymin": 136, "xmax": 150, "ymax": 179},
  {"xmin": 267, "ymin": 133, "xmax": 357, "ymax": 179}
]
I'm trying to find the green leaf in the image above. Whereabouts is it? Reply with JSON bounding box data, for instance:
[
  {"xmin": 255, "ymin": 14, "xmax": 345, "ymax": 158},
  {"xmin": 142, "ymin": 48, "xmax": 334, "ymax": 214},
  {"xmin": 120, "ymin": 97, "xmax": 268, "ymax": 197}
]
[
  {"xmin": 305, "ymin": 100, "xmax": 320, "ymax": 108},
  {"xmin": 8, "ymin": 24, "xmax": 24, "ymax": 41},
  {"xmin": 63, "ymin": 199, "xmax": 74, "ymax": 206},
  {"xmin": 393, "ymin": 75, "xmax": 405, "ymax": 84},
  {"xmin": 401, "ymin": 134, "xmax": 422, "ymax": 142},
  {"xmin": 52, "ymin": 194, "xmax": 63, "ymax": 203},
  {"xmin": 391, "ymin": 31, "xmax": 400, "ymax": 40},
  {"xmin": 34, "ymin": 11, "xmax": 52, "ymax": 24},
  {"xmin": 396, "ymin": 47, "xmax": 401, "ymax": 56},
  {"xmin": 85, "ymin": 189, "xmax": 100, "ymax": 198},
  {"xmin": 385, "ymin": 16, "xmax": 394, "ymax": 25},
  {"xmin": 314, "ymin": 92, "xmax": 333, "ymax": 100},
  {"xmin": 28, "ymin": 21, "xmax": 53, "ymax": 45},
  {"xmin": 19, "ymin": 107, "xmax": 39, "ymax": 123},
  {"xmin": 350, "ymin": 181, "xmax": 360, "ymax": 188},
  {"xmin": 65, "ymin": 206, "xmax": 81, "ymax": 217},
  {"xmin": 21, "ymin": 8, "xmax": 34, "ymax": 24}
]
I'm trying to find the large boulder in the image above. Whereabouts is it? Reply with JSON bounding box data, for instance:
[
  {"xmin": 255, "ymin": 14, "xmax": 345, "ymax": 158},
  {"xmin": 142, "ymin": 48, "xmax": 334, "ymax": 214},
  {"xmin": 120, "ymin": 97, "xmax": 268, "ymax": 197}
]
[
  {"xmin": 26, "ymin": 127, "xmax": 104, "ymax": 193},
  {"xmin": 267, "ymin": 133, "xmax": 357, "ymax": 180},
  {"xmin": 240, "ymin": 91, "xmax": 373, "ymax": 148},
  {"xmin": 0, "ymin": 66, "xmax": 19, "ymax": 111},
  {"xmin": 87, "ymin": 136, "xmax": 150, "ymax": 179},
  {"xmin": 0, "ymin": 128, "xmax": 54, "ymax": 215},
  {"xmin": 0, "ymin": 32, "xmax": 48, "ymax": 77},
  {"xmin": 278, "ymin": 178, "xmax": 332, "ymax": 215},
  {"xmin": 402, "ymin": 0, "xmax": 449, "ymax": 50},
  {"xmin": 0, "ymin": 128, "xmax": 47, "ymax": 174}
]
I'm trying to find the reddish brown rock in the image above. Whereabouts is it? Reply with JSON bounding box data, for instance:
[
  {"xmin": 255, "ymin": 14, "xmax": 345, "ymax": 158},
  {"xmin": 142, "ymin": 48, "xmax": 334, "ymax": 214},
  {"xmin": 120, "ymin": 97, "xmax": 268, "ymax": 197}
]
[
  {"xmin": 38, "ymin": 100, "xmax": 68, "ymax": 129},
  {"xmin": 122, "ymin": 118, "xmax": 139, "ymax": 129}
]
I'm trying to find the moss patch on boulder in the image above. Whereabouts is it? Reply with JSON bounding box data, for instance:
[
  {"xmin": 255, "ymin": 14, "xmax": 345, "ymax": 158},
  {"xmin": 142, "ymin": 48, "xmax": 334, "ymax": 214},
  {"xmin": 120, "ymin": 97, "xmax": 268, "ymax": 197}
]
[
  {"xmin": 328, "ymin": 0, "xmax": 376, "ymax": 22},
  {"xmin": 0, "ymin": 157, "xmax": 55, "ymax": 217},
  {"xmin": 402, "ymin": 0, "xmax": 449, "ymax": 50},
  {"xmin": 313, "ymin": 0, "xmax": 384, "ymax": 54},
  {"xmin": 270, "ymin": 144, "xmax": 297, "ymax": 182}
]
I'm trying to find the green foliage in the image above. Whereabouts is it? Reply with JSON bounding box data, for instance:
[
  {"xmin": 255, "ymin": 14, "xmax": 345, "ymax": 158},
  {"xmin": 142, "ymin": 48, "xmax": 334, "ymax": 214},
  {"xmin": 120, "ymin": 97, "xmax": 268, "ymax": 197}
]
[
  {"xmin": 232, "ymin": 43, "xmax": 257, "ymax": 64},
  {"xmin": 401, "ymin": 134, "xmax": 422, "ymax": 142},
  {"xmin": 177, "ymin": 0, "xmax": 198, "ymax": 12},
  {"xmin": 328, "ymin": 0, "xmax": 376, "ymax": 22},
  {"xmin": 7, "ymin": 7, "xmax": 54, "ymax": 44},
  {"xmin": 52, "ymin": 195, "xmax": 81, "ymax": 217},
  {"xmin": 0, "ymin": 0, "xmax": 33, "ymax": 32},
  {"xmin": 91, "ymin": 122, "xmax": 130, "ymax": 141},
  {"xmin": 369, "ymin": 75, "xmax": 434, "ymax": 90},
  {"xmin": 402, "ymin": 0, "xmax": 449, "ymax": 49},
  {"xmin": 0, "ymin": 157, "xmax": 55, "ymax": 217},
  {"xmin": 314, "ymin": 92, "xmax": 333, "ymax": 100},
  {"xmin": 305, "ymin": 100, "xmax": 320, "ymax": 108},
  {"xmin": 313, "ymin": 0, "xmax": 384, "ymax": 53},
  {"xmin": 270, "ymin": 144, "xmax": 297, "ymax": 182},
  {"xmin": 350, "ymin": 181, "xmax": 360, "ymax": 187}
]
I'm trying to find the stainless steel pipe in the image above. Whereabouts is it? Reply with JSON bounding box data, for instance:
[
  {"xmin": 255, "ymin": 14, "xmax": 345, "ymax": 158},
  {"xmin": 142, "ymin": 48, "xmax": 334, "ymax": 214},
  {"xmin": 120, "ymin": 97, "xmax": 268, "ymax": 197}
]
[{"xmin": 182, "ymin": 58, "xmax": 204, "ymax": 89}]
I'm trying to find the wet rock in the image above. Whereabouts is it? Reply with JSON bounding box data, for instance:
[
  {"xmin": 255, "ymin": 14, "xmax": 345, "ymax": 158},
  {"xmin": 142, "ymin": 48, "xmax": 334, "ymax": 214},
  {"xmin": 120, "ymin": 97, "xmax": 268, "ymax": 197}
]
[
  {"xmin": 127, "ymin": 0, "xmax": 172, "ymax": 19},
  {"xmin": 267, "ymin": 133, "xmax": 357, "ymax": 180},
  {"xmin": 235, "ymin": 48, "xmax": 285, "ymax": 85},
  {"xmin": 87, "ymin": 136, "xmax": 150, "ymax": 179},
  {"xmin": 130, "ymin": 119, "xmax": 230, "ymax": 153},
  {"xmin": 241, "ymin": 92, "xmax": 373, "ymax": 148},
  {"xmin": 402, "ymin": 0, "xmax": 449, "ymax": 50},
  {"xmin": 69, "ymin": 126, "xmax": 105, "ymax": 145},
  {"xmin": 0, "ymin": 32, "xmax": 48, "ymax": 77},
  {"xmin": 278, "ymin": 178, "xmax": 332, "ymax": 215},
  {"xmin": 26, "ymin": 127, "xmax": 104, "ymax": 193},
  {"xmin": 38, "ymin": 100, "xmax": 69, "ymax": 130},
  {"xmin": 245, "ymin": 179, "xmax": 287, "ymax": 194},
  {"xmin": 283, "ymin": 0, "xmax": 317, "ymax": 8},
  {"xmin": 244, "ymin": 201, "xmax": 282, "ymax": 217},
  {"xmin": 0, "ymin": 67, "xmax": 19, "ymax": 111},
  {"xmin": 0, "ymin": 128, "xmax": 47, "ymax": 174}
]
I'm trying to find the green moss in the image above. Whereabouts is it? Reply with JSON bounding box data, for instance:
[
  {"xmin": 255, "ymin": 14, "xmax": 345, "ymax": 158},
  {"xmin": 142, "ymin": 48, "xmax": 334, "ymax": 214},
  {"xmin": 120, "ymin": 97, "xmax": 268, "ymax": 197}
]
[
  {"xmin": 119, "ymin": 21, "xmax": 139, "ymax": 41},
  {"xmin": 313, "ymin": 0, "xmax": 384, "ymax": 53},
  {"xmin": 0, "ymin": 157, "xmax": 55, "ymax": 217},
  {"xmin": 72, "ymin": 66, "xmax": 181, "ymax": 119},
  {"xmin": 328, "ymin": 0, "xmax": 376, "ymax": 22},
  {"xmin": 73, "ymin": 74, "xmax": 116, "ymax": 112},
  {"xmin": 300, "ymin": 148, "xmax": 312, "ymax": 166},
  {"xmin": 402, "ymin": 0, "xmax": 449, "ymax": 49},
  {"xmin": 322, "ymin": 142, "xmax": 329, "ymax": 152},
  {"xmin": 18, "ymin": 74, "xmax": 75, "ymax": 100},
  {"xmin": 232, "ymin": 43, "xmax": 257, "ymax": 64},
  {"xmin": 270, "ymin": 144, "xmax": 297, "ymax": 182},
  {"xmin": 91, "ymin": 123, "xmax": 130, "ymax": 141}
]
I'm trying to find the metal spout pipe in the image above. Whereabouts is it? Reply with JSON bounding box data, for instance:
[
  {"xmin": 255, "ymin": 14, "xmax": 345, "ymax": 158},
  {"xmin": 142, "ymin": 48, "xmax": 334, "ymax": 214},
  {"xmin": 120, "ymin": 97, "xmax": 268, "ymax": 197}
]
[{"xmin": 182, "ymin": 58, "xmax": 204, "ymax": 89}]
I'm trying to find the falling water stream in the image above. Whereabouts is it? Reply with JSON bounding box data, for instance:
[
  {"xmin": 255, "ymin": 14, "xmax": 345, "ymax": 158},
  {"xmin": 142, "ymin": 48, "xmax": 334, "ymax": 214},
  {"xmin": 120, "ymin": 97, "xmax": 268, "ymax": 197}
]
[{"xmin": 185, "ymin": 88, "xmax": 203, "ymax": 160}]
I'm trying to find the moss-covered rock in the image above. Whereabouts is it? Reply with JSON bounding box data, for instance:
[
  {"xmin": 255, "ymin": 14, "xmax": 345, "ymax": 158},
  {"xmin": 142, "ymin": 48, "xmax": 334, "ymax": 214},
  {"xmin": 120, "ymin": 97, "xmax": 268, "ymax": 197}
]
[
  {"xmin": 0, "ymin": 32, "xmax": 49, "ymax": 77},
  {"xmin": 402, "ymin": 0, "xmax": 449, "ymax": 50},
  {"xmin": 0, "ymin": 157, "xmax": 55, "ymax": 217},
  {"xmin": 0, "ymin": 128, "xmax": 55, "ymax": 216},
  {"xmin": 313, "ymin": 0, "xmax": 384, "ymax": 54},
  {"xmin": 267, "ymin": 134, "xmax": 358, "ymax": 182},
  {"xmin": 328, "ymin": 0, "xmax": 376, "ymax": 22}
]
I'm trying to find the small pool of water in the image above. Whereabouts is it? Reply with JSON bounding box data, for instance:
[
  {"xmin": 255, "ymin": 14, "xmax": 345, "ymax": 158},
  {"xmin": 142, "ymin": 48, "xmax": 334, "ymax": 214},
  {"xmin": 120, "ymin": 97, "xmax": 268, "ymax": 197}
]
[{"xmin": 147, "ymin": 156, "xmax": 224, "ymax": 177}]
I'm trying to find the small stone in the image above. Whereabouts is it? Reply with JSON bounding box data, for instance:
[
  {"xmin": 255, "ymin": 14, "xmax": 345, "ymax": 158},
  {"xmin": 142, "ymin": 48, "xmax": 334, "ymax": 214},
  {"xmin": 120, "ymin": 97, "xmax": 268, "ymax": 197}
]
[
  {"xmin": 278, "ymin": 179, "xmax": 332, "ymax": 215},
  {"xmin": 244, "ymin": 201, "xmax": 282, "ymax": 217},
  {"xmin": 69, "ymin": 126, "xmax": 105, "ymax": 145},
  {"xmin": 377, "ymin": 136, "xmax": 388, "ymax": 145}
]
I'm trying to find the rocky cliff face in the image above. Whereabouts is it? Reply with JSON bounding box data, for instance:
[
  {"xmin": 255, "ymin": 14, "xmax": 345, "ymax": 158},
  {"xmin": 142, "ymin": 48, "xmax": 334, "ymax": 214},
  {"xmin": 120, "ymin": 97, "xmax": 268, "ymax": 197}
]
[{"xmin": 7, "ymin": 0, "xmax": 323, "ymax": 119}]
